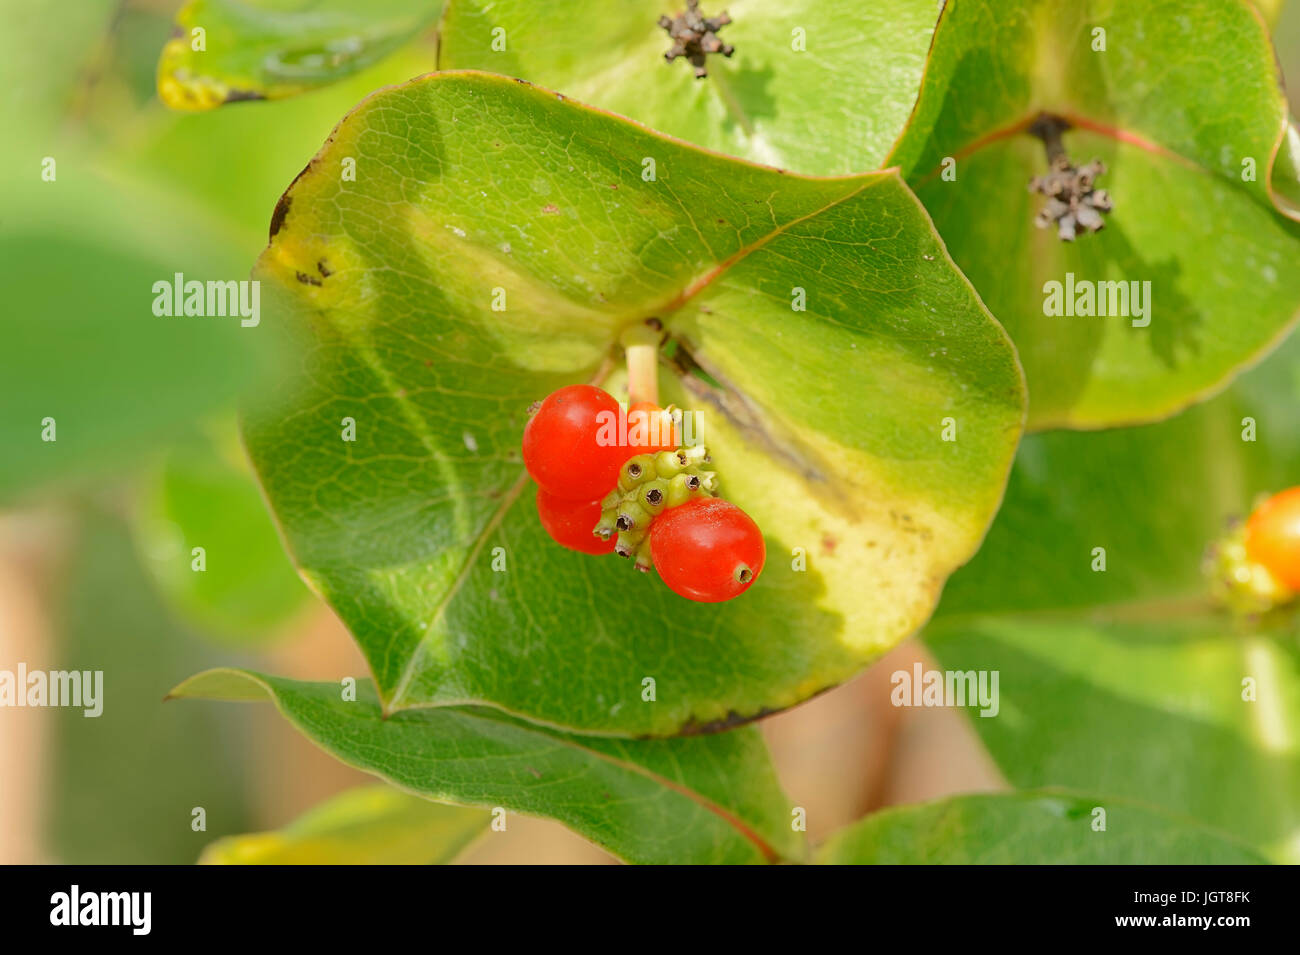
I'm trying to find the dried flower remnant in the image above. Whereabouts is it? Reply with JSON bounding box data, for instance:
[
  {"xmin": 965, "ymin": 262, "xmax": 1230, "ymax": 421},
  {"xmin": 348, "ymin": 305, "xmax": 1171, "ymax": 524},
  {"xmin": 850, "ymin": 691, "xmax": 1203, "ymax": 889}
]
[
  {"xmin": 659, "ymin": 0, "xmax": 734, "ymax": 78},
  {"xmin": 1027, "ymin": 114, "xmax": 1114, "ymax": 242}
]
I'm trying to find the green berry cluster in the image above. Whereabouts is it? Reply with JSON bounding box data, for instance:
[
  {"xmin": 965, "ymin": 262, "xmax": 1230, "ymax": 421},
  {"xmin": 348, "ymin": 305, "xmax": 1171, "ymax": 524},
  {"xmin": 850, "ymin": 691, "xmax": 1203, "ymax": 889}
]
[
  {"xmin": 594, "ymin": 445, "xmax": 718, "ymax": 571},
  {"xmin": 1204, "ymin": 520, "xmax": 1293, "ymax": 616}
]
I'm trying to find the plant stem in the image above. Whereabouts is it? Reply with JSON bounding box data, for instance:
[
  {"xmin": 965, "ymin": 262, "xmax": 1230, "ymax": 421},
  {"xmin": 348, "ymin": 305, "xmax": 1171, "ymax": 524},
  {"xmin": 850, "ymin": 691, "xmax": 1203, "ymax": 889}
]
[
  {"xmin": 1028, "ymin": 112, "xmax": 1071, "ymax": 166},
  {"xmin": 621, "ymin": 319, "xmax": 663, "ymax": 406}
]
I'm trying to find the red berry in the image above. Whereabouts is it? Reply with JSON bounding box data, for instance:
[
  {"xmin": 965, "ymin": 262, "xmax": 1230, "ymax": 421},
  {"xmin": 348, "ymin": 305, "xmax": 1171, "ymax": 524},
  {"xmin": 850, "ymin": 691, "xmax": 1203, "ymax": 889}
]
[
  {"xmin": 1246, "ymin": 487, "xmax": 1300, "ymax": 591},
  {"xmin": 650, "ymin": 498, "xmax": 765, "ymax": 602},
  {"xmin": 535, "ymin": 488, "xmax": 616, "ymax": 555},
  {"xmin": 522, "ymin": 385, "xmax": 624, "ymax": 500},
  {"xmin": 625, "ymin": 402, "xmax": 679, "ymax": 457}
]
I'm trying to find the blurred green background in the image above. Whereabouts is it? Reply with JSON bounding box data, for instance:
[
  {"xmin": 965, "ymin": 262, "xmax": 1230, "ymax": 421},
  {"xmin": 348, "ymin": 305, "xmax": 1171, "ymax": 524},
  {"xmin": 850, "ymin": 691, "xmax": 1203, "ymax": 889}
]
[{"xmin": 1, "ymin": 0, "xmax": 1298, "ymax": 863}]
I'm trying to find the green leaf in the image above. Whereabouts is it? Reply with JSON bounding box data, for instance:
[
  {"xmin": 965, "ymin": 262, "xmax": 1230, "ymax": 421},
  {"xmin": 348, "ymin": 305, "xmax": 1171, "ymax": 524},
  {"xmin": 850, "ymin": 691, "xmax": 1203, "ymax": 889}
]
[
  {"xmin": 169, "ymin": 668, "xmax": 804, "ymax": 864},
  {"xmin": 200, "ymin": 785, "xmax": 488, "ymax": 864},
  {"xmin": 134, "ymin": 426, "xmax": 312, "ymax": 646},
  {"xmin": 242, "ymin": 70, "xmax": 1025, "ymax": 736},
  {"xmin": 817, "ymin": 791, "xmax": 1270, "ymax": 864},
  {"xmin": 887, "ymin": 0, "xmax": 1300, "ymax": 429},
  {"xmin": 0, "ymin": 0, "xmax": 120, "ymax": 138},
  {"xmin": 0, "ymin": 168, "xmax": 277, "ymax": 502},
  {"xmin": 938, "ymin": 330, "xmax": 1300, "ymax": 617},
  {"xmin": 925, "ymin": 617, "xmax": 1300, "ymax": 863},
  {"xmin": 437, "ymin": 0, "xmax": 940, "ymax": 175},
  {"xmin": 158, "ymin": 0, "xmax": 442, "ymax": 110},
  {"xmin": 1257, "ymin": 0, "xmax": 1288, "ymax": 29},
  {"xmin": 925, "ymin": 332, "xmax": 1300, "ymax": 862}
]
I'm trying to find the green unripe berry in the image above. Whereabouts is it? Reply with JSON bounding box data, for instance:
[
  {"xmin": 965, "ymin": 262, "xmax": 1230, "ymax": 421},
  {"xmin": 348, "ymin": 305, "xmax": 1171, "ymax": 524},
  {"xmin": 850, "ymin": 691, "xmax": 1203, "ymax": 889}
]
[
  {"xmin": 615, "ymin": 527, "xmax": 647, "ymax": 558},
  {"xmin": 678, "ymin": 445, "xmax": 709, "ymax": 467},
  {"xmin": 616, "ymin": 500, "xmax": 652, "ymax": 532},
  {"xmin": 634, "ymin": 537, "xmax": 654, "ymax": 573},
  {"xmin": 653, "ymin": 450, "xmax": 687, "ymax": 479},
  {"xmin": 592, "ymin": 507, "xmax": 618, "ymax": 541},
  {"xmin": 665, "ymin": 472, "xmax": 703, "ymax": 509},
  {"xmin": 618, "ymin": 454, "xmax": 657, "ymax": 492},
  {"xmin": 640, "ymin": 478, "xmax": 670, "ymax": 516}
]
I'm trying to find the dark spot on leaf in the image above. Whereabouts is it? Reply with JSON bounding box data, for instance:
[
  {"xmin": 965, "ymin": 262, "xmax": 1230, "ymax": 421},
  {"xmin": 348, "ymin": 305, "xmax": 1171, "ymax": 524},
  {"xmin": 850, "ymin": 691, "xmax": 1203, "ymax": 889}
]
[
  {"xmin": 821, "ymin": 535, "xmax": 837, "ymax": 555},
  {"xmin": 224, "ymin": 88, "xmax": 266, "ymax": 104},
  {"xmin": 317, "ymin": 259, "xmax": 332, "ymax": 278},
  {"xmin": 424, "ymin": 359, "xmax": 433, "ymax": 367},
  {"xmin": 527, "ymin": 766, "xmax": 542, "ymax": 779},
  {"xmin": 269, "ymin": 196, "xmax": 292, "ymax": 239},
  {"xmin": 541, "ymin": 203, "xmax": 560, "ymax": 215},
  {"xmin": 295, "ymin": 271, "xmax": 322, "ymax": 286},
  {"xmin": 676, "ymin": 705, "xmax": 780, "ymax": 735},
  {"xmin": 608, "ymin": 183, "xmax": 619, "ymax": 189},
  {"xmin": 268, "ymin": 161, "xmax": 315, "ymax": 240}
]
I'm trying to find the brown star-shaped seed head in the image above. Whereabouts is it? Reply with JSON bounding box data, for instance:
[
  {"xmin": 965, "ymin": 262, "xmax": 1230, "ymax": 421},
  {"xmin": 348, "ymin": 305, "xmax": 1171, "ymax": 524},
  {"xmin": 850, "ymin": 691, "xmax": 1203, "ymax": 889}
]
[
  {"xmin": 659, "ymin": 0, "xmax": 734, "ymax": 78},
  {"xmin": 1029, "ymin": 156, "xmax": 1114, "ymax": 242}
]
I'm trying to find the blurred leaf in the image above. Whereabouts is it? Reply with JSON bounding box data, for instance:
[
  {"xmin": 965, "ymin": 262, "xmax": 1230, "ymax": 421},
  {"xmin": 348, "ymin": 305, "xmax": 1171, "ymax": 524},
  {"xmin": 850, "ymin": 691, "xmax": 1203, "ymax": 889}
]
[
  {"xmin": 926, "ymin": 332, "xmax": 1300, "ymax": 862},
  {"xmin": 0, "ymin": 0, "xmax": 119, "ymax": 137},
  {"xmin": 438, "ymin": 0, "xmax": 938, "ymax": 175},
  {"xmin": 127, "ymin": 41, "xmax": 440, "ymax": 240},
  {"xmin": 925, "ymin": 617, "xmax": 1300, "ymax": 862},
  {"xmin": 48, "ymin": 508, "xmax": 253, "ymax": 864},
  {"xmin": 817, "ymin": 791, "xmax": 1270, "ymax": 864},
  {"xmin": 0, "ymin": 168, "xmax": 280, "ymax": 503},
  {"xmin": 134, "ymin": 428, "xmax": 311, "ymax": 646},
  {"xmin": 158, "ymin": 0, "xmax": 442, "ymax": 110},
  {"xmin": 241, "ymin": 71, "xmax": 1024, "ymax": 736},
  {"xmin": 887, "ymin": 0, "xmax": 1300, "ymax": 429},
  {"xmin": 169, "ymin": 668, "xmax": 805, "ymax": 864},
  {"xmin": 938, "ymin": 330, "xmax": 1300, "ymax": 617},
  {"xmin": 200, "ymin": 784, "xmax": 488, "ymax": 863}
]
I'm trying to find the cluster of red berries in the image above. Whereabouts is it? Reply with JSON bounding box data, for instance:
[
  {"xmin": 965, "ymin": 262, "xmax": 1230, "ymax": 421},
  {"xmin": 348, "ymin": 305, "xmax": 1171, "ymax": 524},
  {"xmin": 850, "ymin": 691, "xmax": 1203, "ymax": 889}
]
[
  {"xmin": 1207, "ymin": 486, "xmax": 1300, "ymax": 614},
  {"xmin": 523, "ymin": 384, "xmax": 765, "ymax": 602}
]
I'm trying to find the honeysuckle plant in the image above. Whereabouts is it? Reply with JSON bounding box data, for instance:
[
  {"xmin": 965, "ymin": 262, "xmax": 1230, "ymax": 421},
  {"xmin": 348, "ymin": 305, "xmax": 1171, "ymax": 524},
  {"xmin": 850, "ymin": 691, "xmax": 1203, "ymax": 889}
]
[{"xmin": 148, "ymin": 0, "xmax": 1300, "ymax": 863}]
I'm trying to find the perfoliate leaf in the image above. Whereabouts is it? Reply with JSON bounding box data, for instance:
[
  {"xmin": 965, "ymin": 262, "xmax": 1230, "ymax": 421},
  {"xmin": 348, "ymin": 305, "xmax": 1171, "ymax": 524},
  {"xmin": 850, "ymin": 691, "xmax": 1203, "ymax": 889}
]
[
  {"xmin": 158, "ymin": 0, "xmax": 442, "ymax": 110},
  {"xmin": 926, "ymin": 332, "xmax": 1300, "ymax": 862},
  {"xmin": 887, "ymin": 0, "xmax": 1300, "ymax": 429},
  {"xmin": 817, "ymin": 791, "xmax": 1271, "ymax": 864},
  {"xmin": 438, "ymin": 0, "xmax": 940, "ymax": 175},
  {"xmin": 242, "ymin": 71, "xmax": 1025, "ymax": 736},
  {"xmin": 170, "ymin": 669, "xmax": 805, "ymax": 864},
  {"xmin": 200, "ymin": 785, "xmax": 489, "ymax": 864}
]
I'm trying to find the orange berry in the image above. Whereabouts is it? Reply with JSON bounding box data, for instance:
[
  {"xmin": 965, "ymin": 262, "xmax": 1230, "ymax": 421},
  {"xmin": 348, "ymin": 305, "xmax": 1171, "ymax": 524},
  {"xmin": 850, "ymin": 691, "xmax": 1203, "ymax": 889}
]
[{"xmin": 1245, "ymin": 487, "xmax": 1300, "ymax": 592}]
